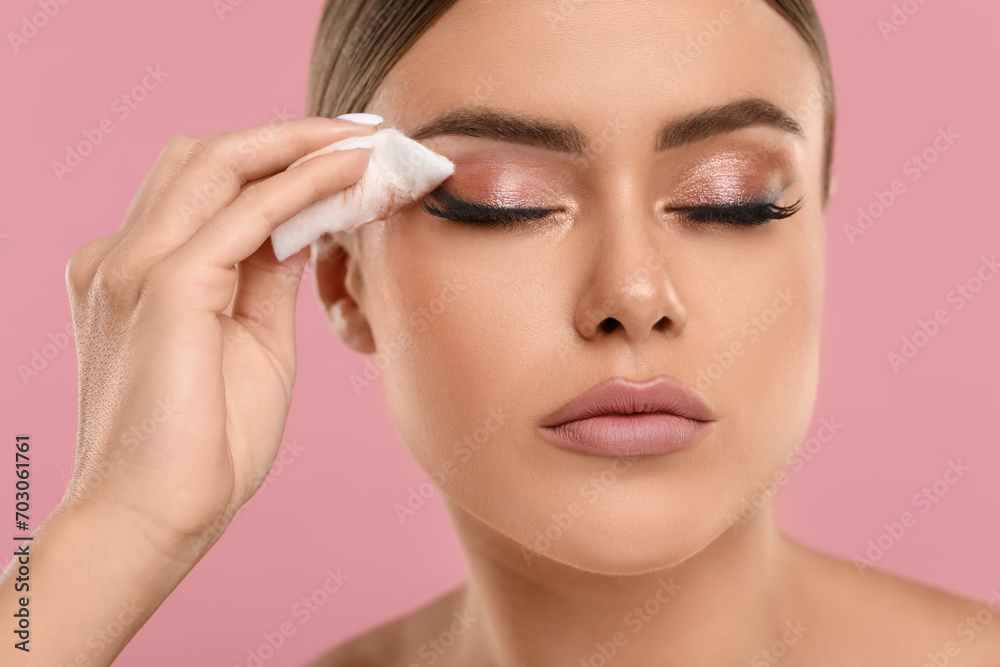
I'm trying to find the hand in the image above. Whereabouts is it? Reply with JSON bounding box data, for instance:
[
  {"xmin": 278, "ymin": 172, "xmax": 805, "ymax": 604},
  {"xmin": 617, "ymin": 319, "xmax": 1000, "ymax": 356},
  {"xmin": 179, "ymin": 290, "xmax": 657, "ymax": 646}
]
[{"xmin": 62, "ymin": 116, "xmax": 374, "ymax": 562}]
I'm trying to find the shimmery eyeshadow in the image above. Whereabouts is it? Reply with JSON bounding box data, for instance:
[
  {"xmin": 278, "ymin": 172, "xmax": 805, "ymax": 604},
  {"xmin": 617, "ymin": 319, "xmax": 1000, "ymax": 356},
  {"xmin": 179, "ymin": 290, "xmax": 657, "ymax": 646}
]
[
  {"xmin": 672, "ymin": 148, "xmax": 789, "ymax": 204},
  {"xmin": 442, "ymin": 161, "xmax": 563, "ymax": 207}
]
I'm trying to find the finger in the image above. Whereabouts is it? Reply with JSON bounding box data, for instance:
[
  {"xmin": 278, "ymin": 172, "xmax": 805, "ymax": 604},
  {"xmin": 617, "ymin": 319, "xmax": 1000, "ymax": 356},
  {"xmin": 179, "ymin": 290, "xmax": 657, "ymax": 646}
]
[
  {"xmin": 228, "ymin": 240, "xmax": 311, "ymax": 362},
  {"xmin": 218, "ymin": 173, "xmax": 275, "ymax": 319},
  {"xmin": 66, "ymin": 135, "xmax": 200, "ymax": 294},
  {"xmin": 119, "ymin": 134, "xmax": 201, "ymax": 232},
  {"xmin": 140, "ymin": 117, "xmax": 374, "ymax": 234},
  {"xmin": 110, "ymin": 117, "xmax": 376, "ymax": 270},
  {"xmin": 65, "ymin": 234, "xmax": 124, "ymax": 302},
  {"xmin": 168, "ymin": 146, "xmax": 370, "ymax": 275}
]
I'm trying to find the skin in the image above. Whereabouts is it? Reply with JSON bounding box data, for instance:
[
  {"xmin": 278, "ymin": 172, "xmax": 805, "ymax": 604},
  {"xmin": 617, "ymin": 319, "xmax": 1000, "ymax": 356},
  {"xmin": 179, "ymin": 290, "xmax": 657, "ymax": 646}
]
[
  {"xmin": 309, "ymin": 0, "xmax": 1000, "ymax": 665},
  {"xmin": 0, "ymin": 1, "xmax": 995, "ymax": 665},
  {"xmin": 0, "ymin": 118, "xmax": 378, "ymax": 665}
]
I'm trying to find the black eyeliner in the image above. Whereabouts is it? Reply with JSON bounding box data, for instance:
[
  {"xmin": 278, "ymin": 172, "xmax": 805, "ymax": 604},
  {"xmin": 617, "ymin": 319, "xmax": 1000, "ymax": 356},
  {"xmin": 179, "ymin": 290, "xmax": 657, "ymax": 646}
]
[
  {"xmin": 421, "ymin": 188, "xmax": 553, "ymax": 226},
  {"xmin": 669, "ymin": 195, "xmax": 805, "ymax": 226},
  {"xmin": 422, "ymin": 187, "xmax": 804, "ymax": 228}
]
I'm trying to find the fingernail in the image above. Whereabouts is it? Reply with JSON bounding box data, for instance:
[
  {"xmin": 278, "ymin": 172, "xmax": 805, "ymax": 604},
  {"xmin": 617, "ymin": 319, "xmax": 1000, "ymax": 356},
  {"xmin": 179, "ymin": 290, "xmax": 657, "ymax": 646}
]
[{"xmin": 335, "ymin": 113, "xmax": 384, "ymax": 126}]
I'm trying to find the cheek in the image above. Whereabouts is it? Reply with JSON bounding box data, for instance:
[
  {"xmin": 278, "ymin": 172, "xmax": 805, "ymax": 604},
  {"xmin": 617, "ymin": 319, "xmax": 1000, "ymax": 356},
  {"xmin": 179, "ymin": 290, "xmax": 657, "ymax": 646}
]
[
  {"xmin": 361, "ymin": 204, "xmax": 824, "ymax": 564},
  {"xmin": 695, "ymin": 220, "xmax": 824, "ymax": 478},
  {"xmin": 363, "ymin": 215, "xmax": 549, "ymax": 478}
]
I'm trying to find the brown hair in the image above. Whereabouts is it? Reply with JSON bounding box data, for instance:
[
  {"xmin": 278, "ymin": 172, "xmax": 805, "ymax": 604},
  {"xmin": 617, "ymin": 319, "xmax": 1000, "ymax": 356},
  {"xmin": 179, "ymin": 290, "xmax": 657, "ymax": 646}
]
[{"xmin": 306, "ymin": 0, "xmax": 835, "ymax": 202}]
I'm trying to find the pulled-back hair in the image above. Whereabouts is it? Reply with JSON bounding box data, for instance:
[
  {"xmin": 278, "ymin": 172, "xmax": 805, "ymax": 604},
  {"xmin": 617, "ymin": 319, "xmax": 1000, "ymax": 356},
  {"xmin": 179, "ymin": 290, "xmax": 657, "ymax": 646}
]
[{"xmin": 306, "ymin": 0, "xmax": 835, "ymax": 201}]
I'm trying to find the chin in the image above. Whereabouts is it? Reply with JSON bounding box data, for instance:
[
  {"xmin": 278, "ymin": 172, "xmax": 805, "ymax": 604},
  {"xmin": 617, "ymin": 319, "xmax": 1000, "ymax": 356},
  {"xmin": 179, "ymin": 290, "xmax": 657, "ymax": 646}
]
[{"xmin": 503, "ymin": 489, "xmax": 738, "ymax": 577}]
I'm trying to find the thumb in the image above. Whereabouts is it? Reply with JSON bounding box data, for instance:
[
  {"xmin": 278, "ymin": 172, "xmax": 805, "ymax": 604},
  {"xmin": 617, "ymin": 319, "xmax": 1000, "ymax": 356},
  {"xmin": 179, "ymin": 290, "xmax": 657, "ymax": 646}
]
[{"xmin": 230, "ymin": 239, "xmax": 310, "ymax": 358}]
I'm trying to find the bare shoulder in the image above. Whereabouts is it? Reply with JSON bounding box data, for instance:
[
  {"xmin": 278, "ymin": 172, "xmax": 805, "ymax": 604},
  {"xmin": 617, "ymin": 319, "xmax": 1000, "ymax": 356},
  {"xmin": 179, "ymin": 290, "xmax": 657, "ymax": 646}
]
[
  {"xmin": 780, "ymin": 533, "xmax": 1000, "ymax": 665},
  {"xmin": 301, "ymin": 584, "xmax": 469, "ymax": 667}
]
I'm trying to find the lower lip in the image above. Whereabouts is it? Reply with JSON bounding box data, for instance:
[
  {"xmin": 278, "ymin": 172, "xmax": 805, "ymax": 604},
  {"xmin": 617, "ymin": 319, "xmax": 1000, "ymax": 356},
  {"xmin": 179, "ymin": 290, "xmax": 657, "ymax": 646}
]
[{"xmin": 538, "ymin": 413, "xmax": 714, "ymax": 457}]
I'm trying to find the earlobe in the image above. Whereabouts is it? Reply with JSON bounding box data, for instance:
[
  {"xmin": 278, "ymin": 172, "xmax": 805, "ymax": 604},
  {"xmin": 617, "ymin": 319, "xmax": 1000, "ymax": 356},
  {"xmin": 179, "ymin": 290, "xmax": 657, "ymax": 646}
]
[
  {"xmin": 312, "ymin": 235, "xmax": 377, "ymax": 355},
  {"xmin": 328, "ymin": 298, "xmax": 377, "ymax": 354}
]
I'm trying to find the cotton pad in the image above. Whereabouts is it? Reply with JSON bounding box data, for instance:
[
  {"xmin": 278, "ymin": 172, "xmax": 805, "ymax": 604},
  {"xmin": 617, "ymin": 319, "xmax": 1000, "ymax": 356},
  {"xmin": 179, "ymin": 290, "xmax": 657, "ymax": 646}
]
[{"xmin": 269, "ymin": 128, "xmax": 455, "ymax": 262}]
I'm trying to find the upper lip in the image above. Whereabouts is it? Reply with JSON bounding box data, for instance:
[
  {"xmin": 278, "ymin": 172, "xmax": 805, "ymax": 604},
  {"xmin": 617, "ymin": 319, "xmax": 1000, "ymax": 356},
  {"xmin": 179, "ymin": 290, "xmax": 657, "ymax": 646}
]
[{"xmin": 540, "ymin": 375, "xmax": 717, "ymax": 427}]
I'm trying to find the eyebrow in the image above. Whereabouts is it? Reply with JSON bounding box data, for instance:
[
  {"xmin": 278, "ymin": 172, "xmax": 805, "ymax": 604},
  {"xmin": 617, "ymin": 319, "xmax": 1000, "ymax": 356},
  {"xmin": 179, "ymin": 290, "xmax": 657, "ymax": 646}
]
[{"xmin": 408, "ymin": 98, "xmax": 804, "ymax": 154}]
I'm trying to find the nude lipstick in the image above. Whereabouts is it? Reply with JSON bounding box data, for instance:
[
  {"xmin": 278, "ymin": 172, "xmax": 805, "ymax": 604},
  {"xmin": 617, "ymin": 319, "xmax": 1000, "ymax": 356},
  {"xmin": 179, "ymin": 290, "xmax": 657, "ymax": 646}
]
[{"xmin": 538, "ymin": 375, "xmax": 717, "ymax": 457}]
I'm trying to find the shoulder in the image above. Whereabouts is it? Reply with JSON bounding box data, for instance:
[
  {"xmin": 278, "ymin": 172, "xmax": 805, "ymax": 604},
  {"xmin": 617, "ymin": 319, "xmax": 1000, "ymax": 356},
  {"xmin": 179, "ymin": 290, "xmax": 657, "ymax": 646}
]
[
  {"xmin": 780, "ymin": 533, "xmax": 1000, "ymax": 665},
  {"xmin": 301, "ymin": 584, "xmax": 469, "ymax": 667}
]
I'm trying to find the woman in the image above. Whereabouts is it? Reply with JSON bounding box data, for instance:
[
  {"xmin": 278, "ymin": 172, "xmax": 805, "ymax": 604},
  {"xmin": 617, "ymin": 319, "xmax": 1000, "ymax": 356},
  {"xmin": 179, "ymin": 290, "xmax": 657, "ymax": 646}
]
[{"xmin": 3, "ymin": 0, "xmax": 998, "ymax": 664}]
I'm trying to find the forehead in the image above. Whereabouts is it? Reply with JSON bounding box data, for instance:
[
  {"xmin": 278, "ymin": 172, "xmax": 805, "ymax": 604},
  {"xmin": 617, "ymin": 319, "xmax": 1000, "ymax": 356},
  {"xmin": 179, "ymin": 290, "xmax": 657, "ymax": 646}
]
[{"xmin": 368, "ymin": 0, "xmax": 824, "ymax": 152}]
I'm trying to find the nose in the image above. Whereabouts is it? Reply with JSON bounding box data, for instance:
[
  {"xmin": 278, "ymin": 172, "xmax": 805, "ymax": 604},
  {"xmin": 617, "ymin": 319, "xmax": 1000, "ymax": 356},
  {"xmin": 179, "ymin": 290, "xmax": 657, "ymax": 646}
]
[{"xmin": 574, "ymin": 215, "xmax": 687, "ymax": 346}]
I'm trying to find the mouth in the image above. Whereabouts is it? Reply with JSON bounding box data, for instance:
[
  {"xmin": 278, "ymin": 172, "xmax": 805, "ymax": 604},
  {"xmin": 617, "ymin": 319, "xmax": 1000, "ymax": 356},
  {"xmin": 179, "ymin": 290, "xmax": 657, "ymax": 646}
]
[{"xmin": 538, "ymin": 375, "xmax": 717, "ymax": 457}]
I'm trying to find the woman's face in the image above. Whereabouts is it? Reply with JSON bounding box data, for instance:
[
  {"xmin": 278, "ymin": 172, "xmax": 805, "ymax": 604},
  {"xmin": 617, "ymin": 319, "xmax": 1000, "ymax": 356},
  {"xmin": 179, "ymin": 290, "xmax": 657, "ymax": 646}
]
[{"xmin": 318, "ymin": 0, "xmax": 828, "ymax": 574}]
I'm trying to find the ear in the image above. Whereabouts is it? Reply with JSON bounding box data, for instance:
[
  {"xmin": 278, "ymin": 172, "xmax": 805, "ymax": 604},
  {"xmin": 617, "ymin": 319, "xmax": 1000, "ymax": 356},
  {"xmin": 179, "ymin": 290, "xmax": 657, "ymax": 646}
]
[{"xmin": 311, "ymin": 233, "xmax": 377, "ymax": 355}]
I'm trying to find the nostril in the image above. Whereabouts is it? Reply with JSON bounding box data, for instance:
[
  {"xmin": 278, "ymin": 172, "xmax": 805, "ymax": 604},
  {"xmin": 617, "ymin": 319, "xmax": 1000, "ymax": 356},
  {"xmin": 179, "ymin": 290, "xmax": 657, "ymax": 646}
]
[{"xmin": 599, "ymin": 318, "xmax": 620, "ymax": 334}]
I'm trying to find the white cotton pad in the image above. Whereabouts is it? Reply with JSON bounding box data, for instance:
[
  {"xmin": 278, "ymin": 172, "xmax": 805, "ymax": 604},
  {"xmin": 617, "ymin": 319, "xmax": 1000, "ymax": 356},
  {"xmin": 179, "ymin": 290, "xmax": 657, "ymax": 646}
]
[{"xmin": 270, "ymin": 128, "xmax": 455, "ymax": 262}]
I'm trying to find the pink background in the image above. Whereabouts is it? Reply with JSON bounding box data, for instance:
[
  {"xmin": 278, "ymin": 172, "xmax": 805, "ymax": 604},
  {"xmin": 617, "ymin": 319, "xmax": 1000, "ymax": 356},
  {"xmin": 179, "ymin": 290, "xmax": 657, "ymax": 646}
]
[{"xmin": 1, "ymin": 0, "xmax": 998, "ymax": 664}]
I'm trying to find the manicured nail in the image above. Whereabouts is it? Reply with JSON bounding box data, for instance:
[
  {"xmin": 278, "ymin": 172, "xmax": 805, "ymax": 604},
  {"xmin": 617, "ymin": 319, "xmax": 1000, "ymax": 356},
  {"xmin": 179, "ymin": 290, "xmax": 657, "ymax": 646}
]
[{"xmin": 335, "ymin": 113, "xmax": 384, "ymax": 126}]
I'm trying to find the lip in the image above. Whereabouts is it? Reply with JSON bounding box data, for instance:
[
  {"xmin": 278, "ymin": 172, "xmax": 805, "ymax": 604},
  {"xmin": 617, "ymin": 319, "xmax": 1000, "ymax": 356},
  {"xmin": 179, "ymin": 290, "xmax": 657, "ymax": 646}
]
[{"xmin": 538, "ymin": 375, "xmax": 717, "ymax": 457}]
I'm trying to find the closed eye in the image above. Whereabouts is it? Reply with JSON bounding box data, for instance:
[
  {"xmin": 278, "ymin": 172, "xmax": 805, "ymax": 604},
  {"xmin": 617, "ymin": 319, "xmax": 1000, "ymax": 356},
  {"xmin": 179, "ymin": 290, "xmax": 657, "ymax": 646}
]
[
  {"xmin": 421, "ymin": 188, "xmax": 804, "ymax": 229},
  {"xmin": 667, "ymin": 196, "xmax": 804, "ymax": 226},
  {"xmin": 421, "ymin": 188, "xmax": 553, "ymax": 229}
]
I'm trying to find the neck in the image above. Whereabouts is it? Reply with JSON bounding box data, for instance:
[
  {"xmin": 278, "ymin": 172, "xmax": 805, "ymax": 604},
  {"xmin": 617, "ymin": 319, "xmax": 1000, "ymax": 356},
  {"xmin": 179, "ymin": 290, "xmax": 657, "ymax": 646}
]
[{"xmin": 440, "ymin": 501, "xmax": 799, "ymax": 667}]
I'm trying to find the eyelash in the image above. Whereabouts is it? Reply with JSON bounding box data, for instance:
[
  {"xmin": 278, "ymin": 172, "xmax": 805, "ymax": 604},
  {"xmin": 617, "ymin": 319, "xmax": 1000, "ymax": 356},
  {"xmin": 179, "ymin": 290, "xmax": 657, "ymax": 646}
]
[
  {"xmin": 421, "ymin": 189, "xmax": 804, "ymax": 229},
  {"xmin": 421, "ymin": 189, "xmax": 552, "ymax": 228},
  {"xmin": 667, "ymin": 196, "xmax": 804, "ymax": 226}
]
